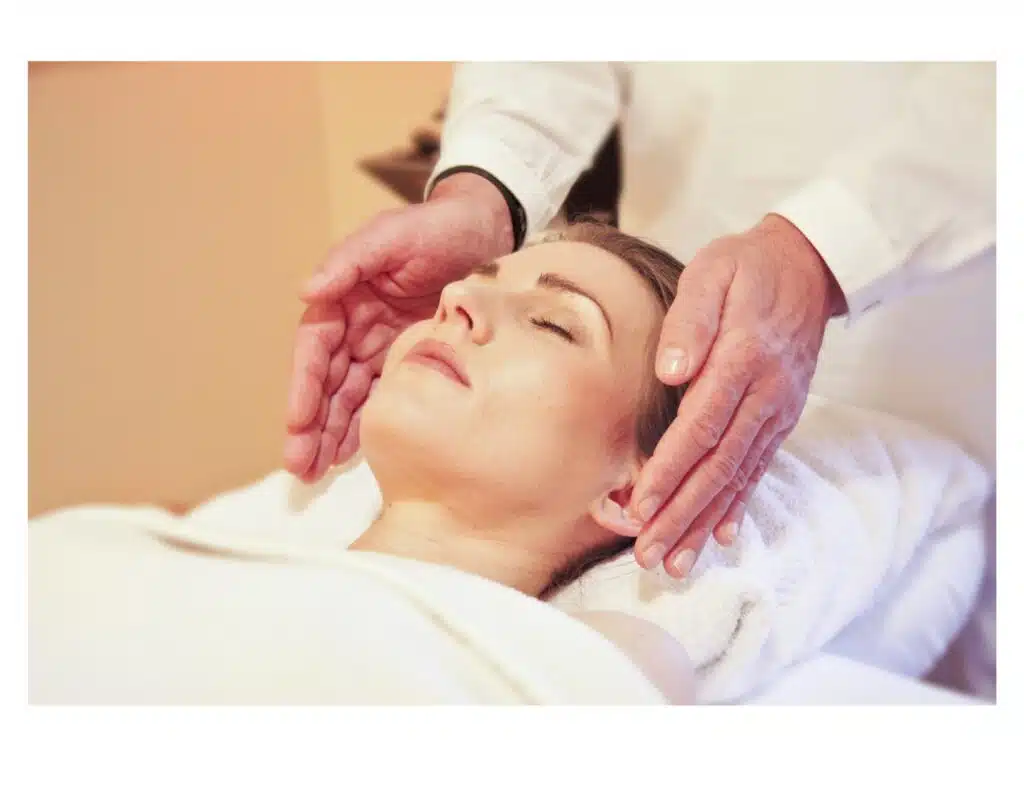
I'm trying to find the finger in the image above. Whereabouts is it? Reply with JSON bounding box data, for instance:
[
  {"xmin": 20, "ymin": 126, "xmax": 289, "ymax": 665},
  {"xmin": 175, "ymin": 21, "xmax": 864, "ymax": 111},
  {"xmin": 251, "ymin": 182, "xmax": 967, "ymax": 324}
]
[
  {"xmin": 310, "ymin": 430, "xmax": 341, "ymax": 483},
  {"xmin": 363, "ymin": 346, "xmax": 391, "ymax": 379},
  {"xmin": 285, "ymin": 395, "xmax": 330, "ymax": 480},
  {"xmin": 713, "ymin": 497, "xmax": 746, "ymax": 547},
  {"xmin": 283, "ymin": 431, "xmax": 320, "ymax": 478},
  {"xmin": 658, "ymin": 485, "xmax": 738, "ymax": 578},
  {"xmin": 286, "ymin": 364, "xmax": 322, "ymax": 431},
  {"xmin": 343, "ymin": 284, "xmax": 392, "ymax": 331},
  {"xmin": 351, "ymin": 323, "xmax": 400, "ymax": 363},
  {"xmin": 324, "ymin": 347, "xmax": 353, "ymax": 400},
  {"xmin": 286, "ymin": 303, "xmax": 347, "ymax": 430},
  {"xmin": 630, "ymin": 353, "xmax": 765, "ymax": 523},
  {"xmin": 324, "ymin": 361, "xmax": 373, "ymax": 435},
  {"xmin": 302, "ymin": 253, "xmax": 367, "ymax": 303},
  {"xmin": 711, "ymin": 418, "xmax": 778, "ymax": 545},
  {"xmin": 632, "ymin": 393, "xmax": 772, "ymax": 568},
  {"xmin": 322, "ymin": 356, "xmax": 374, "ymax": 434},
  {"xmin": 301, "ymin": 221, "xmax": 403, "ymax": 302},
  {"xmin": 656, "ymin": 252, "xmax": 738, "ymax": 385},
  {"xmin": 333, "ymin": 407, "xmax": 364, "ymax": 467},
  {"xmin": 286, "ymin": 340, "xmax": 352, "ymax": 475},
  {"xmin": 717, "ymin": 431, "xmax": 786, "ymax": 544},
  {"xmin": 333, "ymin": 375, "xmax": 380, "ymax": 467},
  {"xmin": 296, "ymin": 399, "xmax": 332, "ymax": 483},
  {"xmin": 286, "ymin": 332, "xmax": 329, "ymax": 430}
]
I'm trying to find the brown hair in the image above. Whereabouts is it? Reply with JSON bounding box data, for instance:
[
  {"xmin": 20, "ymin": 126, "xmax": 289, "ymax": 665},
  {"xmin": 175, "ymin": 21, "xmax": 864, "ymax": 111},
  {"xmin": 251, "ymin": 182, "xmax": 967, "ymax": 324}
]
[{"xmin": 536, "ymin": 219, "xmax": 688, "ymax": 599}]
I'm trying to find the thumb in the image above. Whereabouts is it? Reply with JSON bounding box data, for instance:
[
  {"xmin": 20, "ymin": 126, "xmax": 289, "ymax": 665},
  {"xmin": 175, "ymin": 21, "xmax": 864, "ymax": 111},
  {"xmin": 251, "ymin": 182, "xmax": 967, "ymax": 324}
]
[
  {"xmin": 656, "ymin": 254, "xmax": 736, "ymax": 386},
  {"xmin": 301, "ymin": 218, "xmax": 403, "ymax": 303},
  {"xmin": 301, "ymin": 259, "xmax": 363, "ymax": 304}
]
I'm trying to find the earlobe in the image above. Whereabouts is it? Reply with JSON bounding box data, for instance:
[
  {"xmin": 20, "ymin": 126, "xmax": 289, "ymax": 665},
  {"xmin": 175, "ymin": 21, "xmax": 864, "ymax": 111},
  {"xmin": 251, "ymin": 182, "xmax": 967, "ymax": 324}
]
[{"xmin": 589, "ymin": 466, "xmax": 643, "ymax": 537}]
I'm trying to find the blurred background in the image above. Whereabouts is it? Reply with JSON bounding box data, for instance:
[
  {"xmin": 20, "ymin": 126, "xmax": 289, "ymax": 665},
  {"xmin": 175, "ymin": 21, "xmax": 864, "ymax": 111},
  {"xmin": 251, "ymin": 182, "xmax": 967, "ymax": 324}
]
[{"xmin": 28, "ymin": 62, "xmax": 456, "ymax": 517}]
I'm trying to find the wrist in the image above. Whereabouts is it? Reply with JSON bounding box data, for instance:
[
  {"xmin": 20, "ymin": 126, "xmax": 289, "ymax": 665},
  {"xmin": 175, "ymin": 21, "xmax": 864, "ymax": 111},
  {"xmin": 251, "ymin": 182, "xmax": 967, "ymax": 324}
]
[
  {"xmin": 759, "ymin": 213, "xmax": 849, "ymax": 319},
  {"xmin": 429, "ymin": 170, "xmax": 517, "ymax": 256}
]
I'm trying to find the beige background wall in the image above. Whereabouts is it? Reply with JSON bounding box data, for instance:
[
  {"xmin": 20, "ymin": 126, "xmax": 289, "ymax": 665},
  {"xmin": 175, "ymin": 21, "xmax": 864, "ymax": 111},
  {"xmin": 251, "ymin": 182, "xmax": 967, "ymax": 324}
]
[{"xmin": 28, "ymin": 62, "xmax": 453, "ymax": 517}]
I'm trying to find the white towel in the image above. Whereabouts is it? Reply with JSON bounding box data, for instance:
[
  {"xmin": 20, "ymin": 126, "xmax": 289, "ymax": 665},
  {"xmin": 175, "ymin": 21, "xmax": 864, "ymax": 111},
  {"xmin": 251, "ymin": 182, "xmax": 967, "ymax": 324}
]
[{"xmin": 548, "ymin": 395, "xmax": 991, "ymax": 701}]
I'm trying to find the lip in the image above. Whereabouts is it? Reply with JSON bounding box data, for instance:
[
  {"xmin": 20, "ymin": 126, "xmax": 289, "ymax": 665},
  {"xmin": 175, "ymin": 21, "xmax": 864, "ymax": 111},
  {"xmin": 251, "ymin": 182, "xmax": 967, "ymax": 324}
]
[{"xmin": 402, "ymin": 339, "xmax": 471, "ymax": 388}]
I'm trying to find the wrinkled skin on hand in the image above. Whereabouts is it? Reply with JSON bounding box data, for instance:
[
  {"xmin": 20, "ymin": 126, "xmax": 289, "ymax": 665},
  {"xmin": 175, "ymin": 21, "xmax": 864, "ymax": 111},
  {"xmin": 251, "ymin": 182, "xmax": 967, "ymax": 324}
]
[{"xmin": 622, "ymin": 214, "xmax": 847, "ymax": 578}]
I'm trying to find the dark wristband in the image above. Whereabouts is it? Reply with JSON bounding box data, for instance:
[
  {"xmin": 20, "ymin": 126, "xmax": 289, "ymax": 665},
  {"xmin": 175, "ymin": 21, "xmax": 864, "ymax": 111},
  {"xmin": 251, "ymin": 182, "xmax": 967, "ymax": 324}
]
[{"xmin": 432, "ymin": 165, "xmax": 528, "ymax": 251}]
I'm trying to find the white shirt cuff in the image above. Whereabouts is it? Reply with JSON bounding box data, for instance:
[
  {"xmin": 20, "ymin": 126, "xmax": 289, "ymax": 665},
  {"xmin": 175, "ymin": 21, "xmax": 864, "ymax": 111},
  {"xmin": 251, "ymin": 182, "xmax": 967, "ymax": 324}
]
[
  {"xmin": 425, "ymin": 136, "xmax": 559, "ymax": 241},
  {"xmin": 774, "ymin": 179, "xmax": 910, "ymax": 325}
]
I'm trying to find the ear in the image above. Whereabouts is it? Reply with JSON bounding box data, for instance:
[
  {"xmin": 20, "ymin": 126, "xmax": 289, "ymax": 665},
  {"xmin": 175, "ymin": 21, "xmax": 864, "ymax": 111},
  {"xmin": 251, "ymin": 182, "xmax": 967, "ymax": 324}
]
[{"xmin": 588, "ymin": 461, "xmax": 643, "ymax": 538}]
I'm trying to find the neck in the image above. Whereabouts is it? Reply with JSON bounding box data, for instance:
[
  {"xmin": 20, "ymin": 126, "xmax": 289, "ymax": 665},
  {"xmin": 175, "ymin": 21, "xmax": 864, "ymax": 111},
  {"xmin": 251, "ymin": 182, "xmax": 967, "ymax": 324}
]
[{"xmin": 349, "ymin": 499, "xmax": 573, "ymax": 597}]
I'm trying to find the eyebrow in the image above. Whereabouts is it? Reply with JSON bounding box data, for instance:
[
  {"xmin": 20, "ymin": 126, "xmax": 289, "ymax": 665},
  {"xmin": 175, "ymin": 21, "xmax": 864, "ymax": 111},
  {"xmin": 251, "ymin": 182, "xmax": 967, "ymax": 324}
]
[{"xmin": 471, "ymin": 260, "xmax": 614, "ymax": 339}]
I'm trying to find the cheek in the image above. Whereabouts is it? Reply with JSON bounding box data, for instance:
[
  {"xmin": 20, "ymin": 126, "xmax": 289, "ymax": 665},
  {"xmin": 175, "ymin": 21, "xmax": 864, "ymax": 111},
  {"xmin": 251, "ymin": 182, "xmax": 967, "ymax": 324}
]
[{"xmin": 484, "ymin": 349, "xmax": 632, "ymax": 454}]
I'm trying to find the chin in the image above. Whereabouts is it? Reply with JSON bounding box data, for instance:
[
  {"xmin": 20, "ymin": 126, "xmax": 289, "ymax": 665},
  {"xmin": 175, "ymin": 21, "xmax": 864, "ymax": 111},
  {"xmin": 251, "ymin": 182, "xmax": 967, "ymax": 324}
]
[
  {"xmin": 360, "ymin": 381, "xmax": 462, "ymax": 492},
  {"xmin": 362, "ymin": 386, "xmax": 521, "ymax": 511}
]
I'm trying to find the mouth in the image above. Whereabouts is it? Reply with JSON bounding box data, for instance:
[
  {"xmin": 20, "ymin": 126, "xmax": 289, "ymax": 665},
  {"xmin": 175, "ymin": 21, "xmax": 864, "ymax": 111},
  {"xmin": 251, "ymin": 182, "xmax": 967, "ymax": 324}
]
[{"xmin": 401, "ymin": 339, "xmax": 471, "ymax": 388}]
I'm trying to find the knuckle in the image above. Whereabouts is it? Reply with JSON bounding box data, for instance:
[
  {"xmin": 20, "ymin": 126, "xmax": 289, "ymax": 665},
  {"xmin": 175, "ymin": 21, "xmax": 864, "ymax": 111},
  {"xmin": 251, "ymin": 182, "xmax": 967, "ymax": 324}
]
[
  {"xmin": 729, "ymin": 465, "xmax": 751, "ymax": 492},
  {"xmin": 757, "ymin": 397, "xmax": 780, "ymax": 425},
  {"xmin": 720, "ymin": 361, "xmax": 749, "ymax": 393},
  {"xmin": 684, "ymin": 319, "xmax": 714, "ymax": 350},
  {"xmin": 709, "ymin": 453, "xmax": 741, "ymax": 486},
  {"xmin": 712, "ymin": 361, "xmax": 748, "ymax": 401},
  {"xmin": 691, "ymin": 416, "xmax": 723, "ymax": 451},
  {"xmin": 739, "ymin": 334, "xmax": 771, "ymax": 369}
]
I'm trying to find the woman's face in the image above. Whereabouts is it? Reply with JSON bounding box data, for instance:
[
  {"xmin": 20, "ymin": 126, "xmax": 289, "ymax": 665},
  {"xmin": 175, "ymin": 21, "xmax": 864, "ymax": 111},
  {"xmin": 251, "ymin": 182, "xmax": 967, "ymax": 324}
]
[{"xmin": 361, "ymin": 241, "xmax": 664, "ymax": 524}]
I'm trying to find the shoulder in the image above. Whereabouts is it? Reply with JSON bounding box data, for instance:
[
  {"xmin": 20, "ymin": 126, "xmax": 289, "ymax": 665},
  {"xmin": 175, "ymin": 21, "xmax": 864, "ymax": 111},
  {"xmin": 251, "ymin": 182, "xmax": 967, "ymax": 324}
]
[{"xmin": 572, "ymin": 610, "xmax": 695, "ymax": 705}]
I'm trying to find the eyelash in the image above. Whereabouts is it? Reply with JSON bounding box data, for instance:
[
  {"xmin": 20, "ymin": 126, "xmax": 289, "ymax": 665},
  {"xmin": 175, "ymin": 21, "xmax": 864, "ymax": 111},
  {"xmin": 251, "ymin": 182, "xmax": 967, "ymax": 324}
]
[{"xmin": 531, "ymin": 317, "xmax": 576, "ymax": 342}]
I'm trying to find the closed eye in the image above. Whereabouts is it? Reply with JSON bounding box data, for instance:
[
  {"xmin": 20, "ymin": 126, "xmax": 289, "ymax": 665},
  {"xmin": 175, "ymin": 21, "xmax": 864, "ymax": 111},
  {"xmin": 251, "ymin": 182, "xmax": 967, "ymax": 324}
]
[{"xmin": 531, "ymin": 317, "xmax": 576, "ymax": 342}]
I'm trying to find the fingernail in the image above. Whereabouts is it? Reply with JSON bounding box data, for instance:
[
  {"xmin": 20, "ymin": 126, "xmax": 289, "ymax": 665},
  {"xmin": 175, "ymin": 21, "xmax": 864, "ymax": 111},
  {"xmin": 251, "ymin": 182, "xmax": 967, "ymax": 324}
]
[
  {"xmin": 640, "ymin": 542, "xmax": 666, "ymax": 569},
  {"xmin": 671, "ymin": 549, "xmax": 697, "ymax": 578},
  {"xmin": 658, "ymin": 348, "xmax": 687, "ymax": 379},
  {"xmin": 636, "ymin": 496, "xmax": 661, "ymax": 523},
  {"xmin": 719, "ymin": 522, "xmax": 738, "ymax": 546}
]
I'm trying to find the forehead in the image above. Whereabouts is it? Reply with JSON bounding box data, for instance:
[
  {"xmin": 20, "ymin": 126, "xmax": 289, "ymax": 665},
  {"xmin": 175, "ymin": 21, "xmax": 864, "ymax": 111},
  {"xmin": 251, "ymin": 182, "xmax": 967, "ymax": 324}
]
[{"xmin": 498, "ymin": 240, "xmax": 664, "ymax": 341}]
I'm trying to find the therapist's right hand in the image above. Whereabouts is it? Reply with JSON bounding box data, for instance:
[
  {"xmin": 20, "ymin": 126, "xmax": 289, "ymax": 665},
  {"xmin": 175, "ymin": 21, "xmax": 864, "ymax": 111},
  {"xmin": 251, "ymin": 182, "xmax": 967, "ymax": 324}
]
[{"xmin": 284, "ymin": 172, "xmax": 515, "ymax": 483}]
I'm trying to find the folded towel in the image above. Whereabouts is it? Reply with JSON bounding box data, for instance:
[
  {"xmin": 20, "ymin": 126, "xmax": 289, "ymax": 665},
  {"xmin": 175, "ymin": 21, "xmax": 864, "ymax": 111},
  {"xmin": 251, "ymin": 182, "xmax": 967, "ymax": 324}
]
[{"xmin": 548, "ymin": 396, "xmax": 990, "ymax": 701}]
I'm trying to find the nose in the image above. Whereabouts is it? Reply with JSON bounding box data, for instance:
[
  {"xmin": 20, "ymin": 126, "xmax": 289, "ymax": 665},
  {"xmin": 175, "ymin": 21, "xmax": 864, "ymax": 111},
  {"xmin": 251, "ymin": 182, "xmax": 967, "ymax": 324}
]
[{"xmin": 437, "ymin": 280, "xmax": 493, "ymax": 344}]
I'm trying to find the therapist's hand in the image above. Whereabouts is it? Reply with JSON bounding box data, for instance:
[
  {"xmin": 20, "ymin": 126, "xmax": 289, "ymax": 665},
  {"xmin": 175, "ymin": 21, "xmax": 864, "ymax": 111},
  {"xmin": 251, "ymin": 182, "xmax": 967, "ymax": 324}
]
[
  {"xmin": 628, "ymin": 214, "xmax": 847, "ymax": 578},
  {"xmin": 284, "ymin": 172, "xmax": 514, "ymax": 482}
]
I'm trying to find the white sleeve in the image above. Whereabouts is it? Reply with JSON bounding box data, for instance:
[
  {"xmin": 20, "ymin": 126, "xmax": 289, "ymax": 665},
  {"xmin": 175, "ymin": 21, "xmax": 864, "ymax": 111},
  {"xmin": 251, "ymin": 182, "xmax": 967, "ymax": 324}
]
[
  {"xmin": 773, "ymin": 63, "xmax": 995, "ymax": 323},
  {"xmin": 426, "ymin": 62, "xmax": 628, "ymax": 237}
]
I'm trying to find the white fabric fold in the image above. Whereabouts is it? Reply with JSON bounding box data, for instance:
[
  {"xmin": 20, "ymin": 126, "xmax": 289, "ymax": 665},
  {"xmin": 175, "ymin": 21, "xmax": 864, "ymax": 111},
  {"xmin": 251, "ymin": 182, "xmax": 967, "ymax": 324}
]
[{"xmin": 29, "ymin": 516, "xmax": 664, "ymax": 705}]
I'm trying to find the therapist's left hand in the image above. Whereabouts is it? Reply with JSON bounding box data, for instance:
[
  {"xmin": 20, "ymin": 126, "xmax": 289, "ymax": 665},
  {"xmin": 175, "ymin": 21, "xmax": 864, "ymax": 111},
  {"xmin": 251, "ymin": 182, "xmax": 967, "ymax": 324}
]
[{"xmin": 627, "ymin": 213, "xmax": 847, "ymax": 578}]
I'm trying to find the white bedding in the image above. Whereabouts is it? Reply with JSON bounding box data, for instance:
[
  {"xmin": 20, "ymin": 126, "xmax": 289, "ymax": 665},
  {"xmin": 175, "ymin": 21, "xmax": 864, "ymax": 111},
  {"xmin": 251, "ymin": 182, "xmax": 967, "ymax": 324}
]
[
  {"xmin": 29, "ymin": 515, "xmax": 665, "ymax": 705},
  {"xmin": 745, "ymin": 654, "xmax": 981, "ymax": 705},
  {"xmin": 27, "ymin": 508, "xmax": 983, "ymax": 705}
]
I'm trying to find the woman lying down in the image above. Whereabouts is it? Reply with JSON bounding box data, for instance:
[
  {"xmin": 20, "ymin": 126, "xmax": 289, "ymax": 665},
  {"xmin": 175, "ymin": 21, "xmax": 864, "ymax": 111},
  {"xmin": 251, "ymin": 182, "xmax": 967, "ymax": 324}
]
[{"xmin": 30, "ymin": 222, "xmax": 699, "ymax": 704}]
